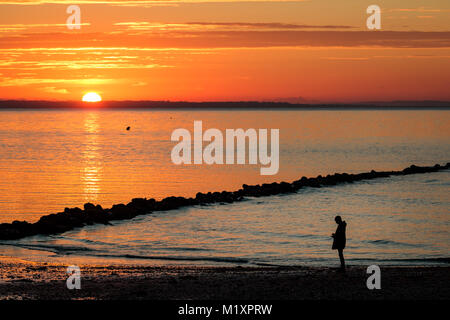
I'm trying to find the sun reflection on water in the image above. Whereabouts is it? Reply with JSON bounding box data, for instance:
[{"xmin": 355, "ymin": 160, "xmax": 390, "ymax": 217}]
[{"xmin": 82, "ymin": 112, "xmax": 102, "ymax": 202}]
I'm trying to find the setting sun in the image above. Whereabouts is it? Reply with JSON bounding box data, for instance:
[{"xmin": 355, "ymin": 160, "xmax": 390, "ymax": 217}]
[{"xmin": 82, "ymin": 92, "xmax": 102, "ymax": 103}]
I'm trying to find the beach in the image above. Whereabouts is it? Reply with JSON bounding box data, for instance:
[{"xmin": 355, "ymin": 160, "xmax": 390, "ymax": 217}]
[{"xmin": 0, "ymin": 256, "xmax": 448, "ymax": 300}]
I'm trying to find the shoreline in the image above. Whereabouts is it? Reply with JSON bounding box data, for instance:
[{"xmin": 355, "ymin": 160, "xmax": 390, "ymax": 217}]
[
  {"xmin": 2, "ymin": 242, "xmax": 449, "ymax": 268},
  {"xmin": 1, "ymin": 163, "xmax": 449, "ymax": 240},
  {"xmin": 1, "ymin": 255, "xmax": 449, "ymax": 300}
]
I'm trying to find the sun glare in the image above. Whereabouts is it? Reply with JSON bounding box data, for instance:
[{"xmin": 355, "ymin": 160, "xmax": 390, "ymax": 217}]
[{"xmin": 82, "ymin": 92, "xmax": 102, "ymax": 103}]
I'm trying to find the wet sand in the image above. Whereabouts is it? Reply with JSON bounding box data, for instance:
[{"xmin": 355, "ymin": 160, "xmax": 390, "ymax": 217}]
[{"xmin": 0, "ymin": 256, "xmax": 448, "ymax": 300}]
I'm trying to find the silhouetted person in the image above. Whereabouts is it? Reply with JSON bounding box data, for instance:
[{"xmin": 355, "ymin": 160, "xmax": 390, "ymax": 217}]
[
  {"xmin": 126, "ymin": 126, "xmax": 130, "ymax": 131},
  {"xmin": 331, "ymin": 215, "xmax": 347, "ymax": 271}
]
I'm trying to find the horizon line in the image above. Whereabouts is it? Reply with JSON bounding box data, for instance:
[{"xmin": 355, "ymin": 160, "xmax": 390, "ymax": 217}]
[
  {"xmin": 0, "ymin": 99, "xmax": 449, "ymax": 110},
  {"xmin": 0, "ymin": 97, "xmax": 450, "ymax": 108}
]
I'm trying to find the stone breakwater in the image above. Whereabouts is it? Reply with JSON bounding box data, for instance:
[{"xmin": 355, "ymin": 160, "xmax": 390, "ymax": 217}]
[{"xmin": 0, "ymin": 163, "xmax": 449, "ymax": 240}]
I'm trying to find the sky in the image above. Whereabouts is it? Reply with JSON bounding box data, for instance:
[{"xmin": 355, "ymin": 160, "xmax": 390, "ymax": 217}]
[{"xmin": 0, "ymin": 0, "xmax": 449, "ymax": 102}]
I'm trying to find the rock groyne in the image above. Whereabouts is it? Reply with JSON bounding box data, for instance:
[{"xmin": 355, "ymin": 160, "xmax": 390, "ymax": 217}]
[{"xmin": 0, "ymin": 163, "xmax": 448, "ymax": 240}]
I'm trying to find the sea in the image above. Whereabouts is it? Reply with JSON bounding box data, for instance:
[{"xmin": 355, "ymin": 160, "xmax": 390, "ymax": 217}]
[{"xmin": 0, "ymin": 109, "xmax": 449, "ymax": 266}]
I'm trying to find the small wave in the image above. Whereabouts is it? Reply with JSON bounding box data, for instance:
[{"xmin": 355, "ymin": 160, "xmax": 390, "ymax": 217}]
[
  {"xmin": 350, "ymin": 257, "xmax": 450, "ymax": 264},
  {"xmin": 1, "ymin": 240, "xmax": 215, "ymax": 257},
  {"xmin": 0, "ymin": 242, "xmax": 95, "ymax": 254},
  {"xmin": 367, "ymin": 239, "xmax": 425, "ymax": 248},
  {"xmin": 83, "ymin": 252, "xmax": 250, "ymax": 264},
  {"xmin": 47, "ymin": 236, "xmax": 113, "ymax": 246},
  {"xmin": 139, "ymin": 246, "xmax": 213, "ymax": 252},
  {"xmin": 0, "ymin": 241, "xmax": 247, "ymax": 264}
]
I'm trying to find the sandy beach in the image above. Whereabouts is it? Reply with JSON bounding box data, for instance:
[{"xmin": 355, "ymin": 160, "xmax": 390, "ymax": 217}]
[{"xmin": 0, "ymin": 256, "xmax": 448, "ymax": 300}]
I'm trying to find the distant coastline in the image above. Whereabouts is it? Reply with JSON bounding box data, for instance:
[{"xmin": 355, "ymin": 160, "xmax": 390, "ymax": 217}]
[{"xmin": 0, "ymin": 100, "xmax": 449, "ymax": 110}]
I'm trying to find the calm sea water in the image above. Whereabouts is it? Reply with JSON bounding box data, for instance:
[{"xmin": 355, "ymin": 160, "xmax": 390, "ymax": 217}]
[{"xmin": 0, "ymin": 109, "xmax": 449, "ymax": 266}]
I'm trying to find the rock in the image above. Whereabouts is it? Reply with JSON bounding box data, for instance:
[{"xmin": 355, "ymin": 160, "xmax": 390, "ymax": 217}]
[
  {"xmin": 110, "ymin": 204, "xmax": 136, "ymax": 220},
  {"xmin": 35, "ymin": 213, "xmax": 74, "ymax": 235},
  {"xmin": 127, "ymin": 198, "xmax": 155, "ymax": 212},
  {"xmin": 279, "ymin": 182, "xmax": 293, "ymax": 192},
  {"xmin": 306, "ymin": 178, "xmax": 321, "ymax": 188},
  {"xmin": 157, "ymin": 196, "xmax": 190, "ymax": 210},
  {"xmin": 242, "ymin": 184, "xmax": 263, "ymax": 196},
  {"xmin": 64, "ymin": 207, "xmax": 83, "ymax": 215},
  {"xmin": 84, "ymin": 203, "xmax": 96, "ymax": 211}
]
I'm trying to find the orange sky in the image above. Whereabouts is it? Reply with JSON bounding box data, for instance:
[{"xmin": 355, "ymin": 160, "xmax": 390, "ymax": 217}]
[{"xmin": 0, "ymin": 0, "xmax": 449, "ymax": 102}]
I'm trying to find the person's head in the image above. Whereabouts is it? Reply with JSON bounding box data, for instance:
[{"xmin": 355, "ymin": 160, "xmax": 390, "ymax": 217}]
[{"xmin": 335, "ymin": 216, "xmax": 342, "ymax": 224}]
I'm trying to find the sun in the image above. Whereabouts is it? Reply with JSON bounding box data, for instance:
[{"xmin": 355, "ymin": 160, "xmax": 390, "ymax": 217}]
[{"xmin": 82, "ymin": 92, "xmax": 102, "ymax": 102}]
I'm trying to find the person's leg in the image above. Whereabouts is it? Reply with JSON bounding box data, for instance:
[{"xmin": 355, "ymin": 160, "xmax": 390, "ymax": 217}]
[{"xmin": 338, "ymin": 249, "xmax": 345, "ymax": 270}]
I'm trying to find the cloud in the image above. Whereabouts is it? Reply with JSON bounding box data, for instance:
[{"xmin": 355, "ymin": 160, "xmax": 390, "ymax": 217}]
[
  {"xmin": 0, "ymin": 46, "xmax": 174, "ymax": 72},
  {"xmin": 1, "ymin": 31, "xmax": 450, "ymax": 49},
  {"xmin": 0, "ymin": 77, "xmax": 117, "ymax": 86},
  {"xmin": 132, "ymin": 81, "xmax": 148, "ymax": 86},
  {"xmin": 0, "ymin": 23, "xmax": 91, "ymax": 33},
  {"xmin": 389, "ymin": 7, "xmax": 449, "ymax": 13},
  {"xmin": 322, "ymin": 54, "xmax": 450, "ymax": 61},
  {"xmin": 0, "ymin": 0, "xmax": 306, "ymax": 5},
  {"xmin": 42, "ymin": 86, "xmax": 69, "ymax": 94},
  {"xmin": 0, "ymin": 47, "xmax": 210, "ymax": 52},
  {"xmin": 321, "ymin": 57, "xmax": 369, "ymax": 61},
  {"xmin": 114, "ymin": 21, "xmax": 356, "ymax": 31},
  {"xmin": 0, "ymin": 60, "xmax": 171, "ymax": 70}
]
